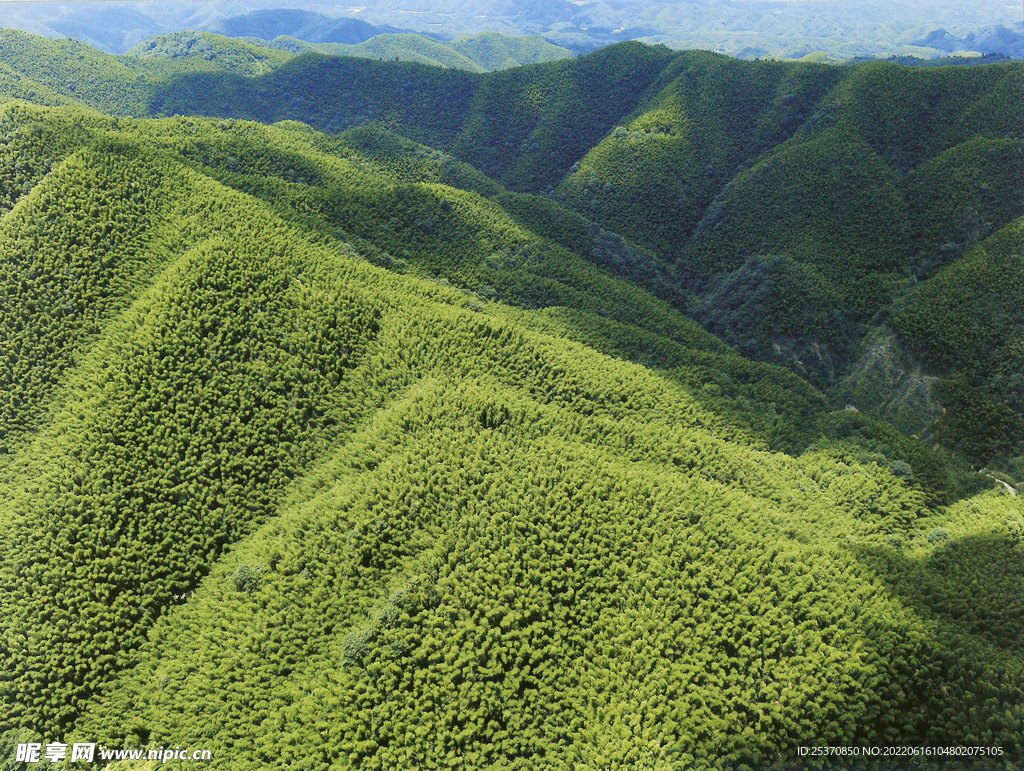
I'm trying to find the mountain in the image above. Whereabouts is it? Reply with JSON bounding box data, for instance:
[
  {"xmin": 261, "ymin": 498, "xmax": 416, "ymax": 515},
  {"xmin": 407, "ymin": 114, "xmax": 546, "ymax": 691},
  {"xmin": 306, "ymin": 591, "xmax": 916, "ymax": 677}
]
[
  {"xmin": 206, "ymin": 8, "xmax": 405, "ymax": 45},
  {"xmin": 2, "ymin": 29, "xmax": 1022, "ymax": 474},
  {"xmin": 0, "ymin": 97, "xmax": 1020, "ymax": 771},
  {"xmin": 914, "ymin": 25, "xmax": 1024, "ymax": 59},
  {"xmin": 127, "ymin": 31, "xmax": 294, "ymax": 76},
  {"xmin": 1, "ymin": 0, "xmax": 1021, "ymax": 59},
  {"xmin": 451, "ymin": 32, "xmax": 574, "ymax": 70},
  {"xmin": 0, "ymin": 3, "xmax": 171, "ymax": 54},
  {"xmin": 262, "ymin": 33, "xmax": 489, "ymax": 71},
  {"xmin": 0, "ymin": 5, "xmax": 406, "ymax": 55},
  {"xmin": 260, "ymin": 31, "xmax": 574, "ymax": 72},
  {"xmin": 0, "ymin": 28, "xmax": 570, "ymax": 112},
  {"xmin": 3, "ymin": 30, "xmax": 1024, "ymax": 769}
]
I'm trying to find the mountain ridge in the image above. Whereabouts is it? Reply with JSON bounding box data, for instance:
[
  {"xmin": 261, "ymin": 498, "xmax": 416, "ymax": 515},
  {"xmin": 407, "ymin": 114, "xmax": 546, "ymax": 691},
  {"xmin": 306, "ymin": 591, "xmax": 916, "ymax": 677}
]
[
  {"xmin": 0, "ymin": 100, "xmax": 1021, "ymax": 768},
  {"xmin": 2, "ymin": 29, "xmax": 1021, "ymax": 474}
]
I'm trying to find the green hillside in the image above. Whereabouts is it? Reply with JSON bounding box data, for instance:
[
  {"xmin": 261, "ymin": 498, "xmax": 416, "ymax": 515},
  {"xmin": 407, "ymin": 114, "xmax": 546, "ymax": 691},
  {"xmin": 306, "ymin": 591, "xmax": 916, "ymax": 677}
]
[
  {"xmin": 451, "ymin": 32, "xmax": 575, "ymax": 71},
  {"xmin": 0, "ymin": 29, "xmax": 570, "ymax": 116},
  {"xmin": 556, "ymin": 54, "xmax": 846, "ymax": 261},
  {"xmin": 0, "ymin": 60, "xmax": 72, "ymax": 107},
  {"xmin": 137, "ymin": 40, "xmax": 677, "ymax": 192},
  {"xmin": 126, "ymin": 31, "xmax": 292, "ymax": 76},
  {"xmin": 266, "ymin": 33, "xmax": 488, "ymax": 72},
  {"xmin": 0, "ymin": 29, "xmax": 293, "ymax": 115},
  {"xmin": 2, "ymin": 27, "xmax": 1022, "ymax": 464},
  {"xmin": 2, "ymin": 34, "xmax": 1024, "ymax": 768},
  {"xmin": 0, "ymin": 29, "xmax": 153, "ymax": 114},
  {"xmin": 894, "ymin": 218, "xmax": 1024, "ymax": 462},
  {"xmin": 0, "ymin": 100, "xmax": 1019, "ymax": 771},
  {"xmin": 263, "ymin": 32, "xmax": 573, "ymax": 73}
]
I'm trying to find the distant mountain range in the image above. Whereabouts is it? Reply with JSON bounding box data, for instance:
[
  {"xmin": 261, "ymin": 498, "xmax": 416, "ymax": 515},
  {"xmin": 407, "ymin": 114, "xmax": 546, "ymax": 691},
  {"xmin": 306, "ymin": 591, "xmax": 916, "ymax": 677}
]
[
  {"xmin": 1, "ymin": 0, "xmax": 1021, "ymax": 60},
  {"xmin": 913, "ymin": 25, "xmax": 1024, "ymax": 59},
  {"xmin": 206, "ymin": 8, "xmax": 408, "ymax": 45},
  {"xmin": 127, "ymin": 29, "xmax": 573, "ymax": 73}
]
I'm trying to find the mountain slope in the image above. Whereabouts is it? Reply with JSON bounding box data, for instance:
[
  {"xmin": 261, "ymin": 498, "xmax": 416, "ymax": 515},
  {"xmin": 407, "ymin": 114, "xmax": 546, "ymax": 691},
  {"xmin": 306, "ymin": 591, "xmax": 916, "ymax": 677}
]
[
  {"xmin": 141, "ymin": 40, "xmax": 677, "ymax": 191},
  {"xmin": 264, "ymin": 33, "xmax": 491, "ymax": 73},
  {"xmin": 262, "ymin": 31, "xmax": 574, "ymax": 73},
  {"xmin": 3, "ymin": 31, "xmax": 1023, "ymax": 470},
  {"xmin": 207, "ymin": 9, "xmax": 403, "ymax": 46},
  {"xmin": 894, "ymin": 217, "xmax": 1024, "ymax": 461},
  {"xmin": 0, "ymin": 102, "xmax": 1020, "ymax": 770},
  {"xmin": 451, "ymin": 32, "xmax": 575, "ymax": 70},
  {"xmin": 126, "ymin": 31, "xmax": 293, "ymax": 76}
]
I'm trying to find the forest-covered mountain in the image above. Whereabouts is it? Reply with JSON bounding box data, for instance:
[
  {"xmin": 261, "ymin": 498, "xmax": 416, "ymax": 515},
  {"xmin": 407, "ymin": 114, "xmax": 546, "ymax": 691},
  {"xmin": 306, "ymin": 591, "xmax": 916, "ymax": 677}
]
[
  {"xmin": 913, "ymin": 26, "xmax": 1024, "ymax": 60},
  {"xmin": 1, "ymin": 28, "xmax": 1023, "ymax": 770},
  {"xmin": 0, "ymin": 4, "xmax": 408, "ymax": 56},
  {"xmin": 130, "ymin": 30, "xmax": 573, "ymax": 73},
  {"xmin": 0, "ymin": 94, "xmax": 1021, "ymax": 771},
  {"xmin": 2, "ymin": 29, "xmax": 1021, "ymax": 473},
  {"xmin": 254, "ymin": 31, "xmax": 574, "ymax": 72},
  {"xmin": 205, "ymin": 8, "xmax": 403, "ymax": 45}
]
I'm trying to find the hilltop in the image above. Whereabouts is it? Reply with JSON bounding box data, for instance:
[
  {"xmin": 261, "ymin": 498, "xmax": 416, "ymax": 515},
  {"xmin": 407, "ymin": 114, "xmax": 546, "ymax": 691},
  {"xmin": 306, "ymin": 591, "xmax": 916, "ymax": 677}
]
[
  {"xmin": 0, "ymin": 98, "xmax": 1020, "ymax": 770},
  {"xmin": 127, "ymin": 31, "xmax": 294, "ymax": 76},
  {"xmin": 255, "ymin": 31, "xmax": 574, "ymax": 72},
  {"xmin": 205, "ymin": 8, "xmax": 403, "ymax": 45}
]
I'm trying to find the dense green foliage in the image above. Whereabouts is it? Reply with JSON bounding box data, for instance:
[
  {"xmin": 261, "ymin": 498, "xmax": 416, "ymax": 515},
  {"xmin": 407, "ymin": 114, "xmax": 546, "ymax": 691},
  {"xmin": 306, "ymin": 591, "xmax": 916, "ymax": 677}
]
[
  {"xmin": 904, "ymin": 137, "xmax": 1024, "ymax": 277},
  {"xmin": 60, "ymin": 36, "xmax": 1012, "ymax": 445},
  {"xmin": 0, "ymin": 30, "xmax": 152, "ymax": 114},
  {"xmin": 132, "ymin": 40, "xmax": 677, "ymax": 197},
  {"xmin": 558, "ymin": 54, "xmax": 845, "ymax": 260},
  {"xmin": 450, "ymin": 32, "xmax": 575, "ymax": 71},
  {"xmin": 263, "ymin": 33, "xmax": 488, "ymax": 72},
  {"xmin": 0, "ymin": 99, "xmax": 1018, "ymax": 769},
  {"xmin": 262, "ymin": 32, "xmax": 573, "ymax": 73},
  {"xmin": 127, "ymin": 32, "xmax": 292, "ymax": 76},
  {"xmin": 895, "ymin": 218, "xmax": 1024, "ymax": 461},
  {"xmin": 1, "ymin": 35, "xmax": 1023, "ymax": 769}
]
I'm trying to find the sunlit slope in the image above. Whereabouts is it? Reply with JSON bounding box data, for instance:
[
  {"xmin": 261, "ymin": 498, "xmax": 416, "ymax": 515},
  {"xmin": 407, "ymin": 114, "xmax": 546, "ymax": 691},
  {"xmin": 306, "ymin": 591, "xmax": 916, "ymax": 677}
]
[
  {"xmin": 267, "ymin": 31, "xmax": 573, "ymax": 73},
  {"xmin": 6, "ymin": 31, "xmax": 1020, "ymax": 463},
  {"xmin": 148, "ymin": 114, "xmax": 972, "ymax": 495},
  {"xmin": 69, "ymin": 38, "xmax": 1021, "ymax": 439},
  {"xmin": 0, "ymin": 105, "xmax": 1017, "ymax": 768},
  {"xmin": 451, "ymin": 32, "xmax": 574, "ymax": 70},
  {"xmin": 0, "ymin": 61, "xmax": 72, "ymax": 107},
  {"xmin": 0, "ymin": 29, "xmax": 298, "ymax": 113},
  {"xmin": 115, "ymin": 114, "xmax": 836, "ymax": 460},
  {"xmin": 270, "ymin": 33, "xmax": 488, "ymax": 72},
  {"xmin": 75, "ymin": 376, "xmax": 1024, "ymax": 769},
  {"xmin": 126, "ymin": 31, "xmax": 293, "ymax": 76},
  {"xmin": 0, "ymin": 30, "xmax": 152, "ymax": 114},
  {"xmin": 269, "ymin": 31, "xmax": 576, "ymax": 73},
  {"xmin": 0, "ymin": 106, "xmax": 207, "ymax": 452},
  {"xmin": 0, "ymin": 102, "xmax": 818, "ymax": 735},
  {"xmin": 0, "ymin": 29, "xmax": 289, "ymax": 115}
]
